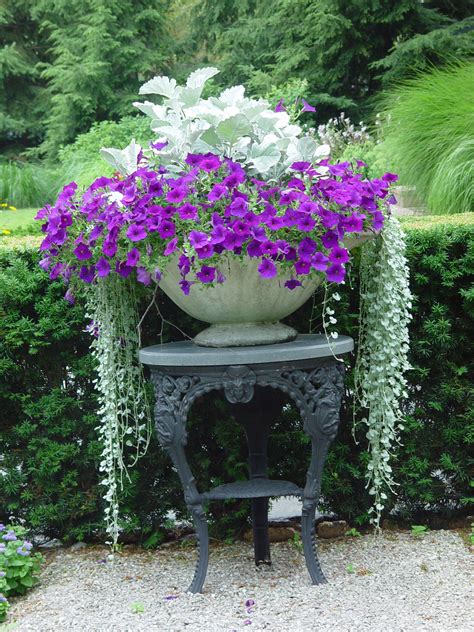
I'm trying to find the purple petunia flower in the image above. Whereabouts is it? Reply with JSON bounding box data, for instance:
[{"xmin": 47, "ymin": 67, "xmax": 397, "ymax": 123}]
[
  {"xmin": 290, "ymin": 161, "xmax": 311, "ymax": 172},
  {"xmin": 342, "ymin": 213, "xmax": 365, "ymax": 233},
  {"xmin": 321, "ymin": 231, "xmax": 339, "ymax": 249},
  {"xmin": 39, "ymin": 256, "xmax": 51, "ymax": 271},
  {"xmin": 136, "ymin": 267, "xmax": 152, "ymax": 286},
  {"xmin": 301, "ymin": 99, "xmax": 316, "ymax": 113},
  {"xmin": 298, "ymin": 237, "xmax": 317, "ymax": 259},
  {"xmin": 177, "ymin": 203, "xmax": 198, "ymax": 220},
  {"xmin": 274, "ymin": 98, "xmax": 286, "ymax": 112},
  {"xmin": 285, "ymin": 278, "xmax": 302, "ymax": 290},
  {"xmin": 178, "ymin": 255, "xmax": 191, "ymax": 275},
  {"xmin": 196, "ymin": 265, "xmax": 216, "ymax": 284},
  {"xmin": 185, "ymin": 153, "xmax": 203, "ymax": 167},
  {"xmin": 158, "ymin": 220, "xmax": 176, "ymax": 239},
  {"xmin": 318, "ymin": 208, "xmax": 340, "ymax": 229},
  {"xmin": 126, "ymin": 224, "xmax": 147, "ymax": 242},
  {"xmin": 222, "ymin": 231, "xmax": 242, "ymax": 251},
  {"xmin": 372, "ymin": 211, "xmax": 385, "ymax": 231},
  {"xmin": 232, "ymin": 220, "xmax": 249, "ymax": 237},
  {"xmin": 208, "ymin": 184, "xmax": 227, "ymax": 202},
  {"xmin": 102, "ymin": 239, "xmax": 118, "ymax": 257},
  {"xmin": 296, "ymin": 215, "xmax": 316, "ymax": 232},
  {"xmin": 199, "ymin": 154, "xmax": 221, "ymax": 172},
  {"xmin": 64, "ymin": 288, "xmax": 75, "ymax": 304},
  {"xmin": 150, "ymin": 140, "xmax": 168, "ymax": 152},
  {"xmin": 226, "ymin": 197, "xmax": 248, "ymax": 217},
  {"xmin": 258, "ymin": 258, "xmax": 277, "ymax": 279},
  {"xmin": 247, "ymin": 240, "xmax": 263, "ymax": 258},
  {"xmin": 295, "ymin": 259, "xmax": 311, "ymax": 275},
  {"xmin": 116, "ymin": 261, "xmax": 133, "ymax": 279},
  {"xmin": 79, "ymin": 266, "xmax": 95, "ymax": 283},
  {"xmin": 96, "ymin": 257, "xmax": 111, "ymax": 278},
  {"xmin": 164, "ymin": 238, "xmax": 178, "ymax": 256},
  {"xmin": 0, "ymin": 525, "xmax": 5, "ymax": 532},
  {"xmin": 288, "ymin": 177, "xmax": 306, "ymax": 191},
  {"xmin": 298, "ymin": 200, "xmax": 317, "ymax": 214},
  {"xmin": 278, "ymin": 190, "xmax": 299, "ymax": 206},
  {"xmin": 326, "ymin": 263, "xmax": 345, "ymax": 283},
  {"xmin": 49, "ymin": 262, "xmax": 65, "ymax": 280},
  {"xmin": 266, "ymin": 215, "xmax": 283, "ymax": 230},
  {"xmin": 126, "ymin": 248, "xmax": 141, "ymax": 267},
  {"xmin": 223, "ymin": 171, "xmax": 244, "ymax": 188},
  {"xmin": 179, "ymin": 279, "xmax": 192, "ymax": 295},
  {"xmin": 382, "ymin": 172, "xmax": 398, "ymax": 183},
  {"xmin": 154, "ymin": 269, "xmax": 162, "ymax": 282},
  {"xmin": 166, "ymin": 186, "xmax": 188, "ymax": 204},
  {"xmin": 189, "ymin": 230, "xmax": 208, "ymax": 249},
  {"xmin": 73, "ymin": 242, "xmax": 92, "ymax": 261},
  {"xmin": 196, "ymin": 243, "xmax": 214, "ymax": 259},
  {"xmin": 311, "ymin": 252, "xmax": 329, "ymax": 271},
  {"xmin": 210, "ymin": 224, "xmax": 226, "ymax": 244},
  {"xmin": 328, "ymin": 246, "xmax": 349, "ymax": 264}
]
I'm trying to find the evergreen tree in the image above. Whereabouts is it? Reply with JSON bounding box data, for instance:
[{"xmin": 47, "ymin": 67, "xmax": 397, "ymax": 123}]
[
  {"xmin": 190, "ymin": 0, "xmax": 474, "ymax": 119},
  {"xmin": 0, "ymin": 0, "xmax": 171, "ymax": 156},
  {"xmin": 0, "ymin": 1, "xmax": 48, "ymax": 155},
  {"xmin": 35, "ymin": 0, "xmax": 171, "ymax": 156}
]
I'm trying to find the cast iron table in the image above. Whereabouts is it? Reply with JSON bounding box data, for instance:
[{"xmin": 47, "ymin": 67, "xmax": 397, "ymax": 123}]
[{"xmin": 139, "ymin": 334, "xmax": 353, "ymax": 593}]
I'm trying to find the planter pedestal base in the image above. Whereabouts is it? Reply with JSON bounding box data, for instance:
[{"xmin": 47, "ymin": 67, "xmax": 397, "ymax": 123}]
[
  {"xmin": 139, "ymin": 334, "xmax": 354, "ymax": 593},
  {"xmin": 193, "ymin": 321, "xmax": 298, "ymax": 347}
]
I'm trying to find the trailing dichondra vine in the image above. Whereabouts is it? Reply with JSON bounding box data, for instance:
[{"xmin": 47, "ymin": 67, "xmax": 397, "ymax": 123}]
[
  {"xmin": 85, "ymin": 276, "xmax": 152, "ymax": 546},
  {"xmin": 355, "ymin": 216, "xmax": 412, "ymax": 529}
]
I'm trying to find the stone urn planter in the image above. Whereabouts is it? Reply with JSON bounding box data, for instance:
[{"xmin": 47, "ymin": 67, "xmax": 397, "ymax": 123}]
[{"xmin": 159, "ymin": 232, "xmax": 372, "ymax": 347}]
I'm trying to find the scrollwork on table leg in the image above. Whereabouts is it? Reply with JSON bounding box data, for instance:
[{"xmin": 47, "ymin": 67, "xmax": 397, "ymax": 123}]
[
  {"xmin": 256, "ymin": 361, "xmax": 345, "ymax": 585},
  {"xmin": 150, "ymin": 371, "xmax": 214, "ymax": 593},
  {"xmin": 150, "ymin": 365, "xmax": 261, "ymax": 593}
]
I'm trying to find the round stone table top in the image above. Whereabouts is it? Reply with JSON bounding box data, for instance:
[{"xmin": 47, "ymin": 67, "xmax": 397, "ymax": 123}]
[{"xmin": 139, "ymin": 334, "xmax": 354, "ymax": 368}]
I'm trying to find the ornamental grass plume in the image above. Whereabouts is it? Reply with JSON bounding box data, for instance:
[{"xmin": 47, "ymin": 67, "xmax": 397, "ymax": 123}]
[{"xmin": 379, "ymin": 61, "xmax": 474, "ymax": 215}]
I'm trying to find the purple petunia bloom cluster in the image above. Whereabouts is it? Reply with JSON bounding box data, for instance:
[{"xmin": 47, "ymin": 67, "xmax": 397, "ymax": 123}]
[{"xmin": 36, "ymin": 153, "xmax": 397, "ymax": 297}]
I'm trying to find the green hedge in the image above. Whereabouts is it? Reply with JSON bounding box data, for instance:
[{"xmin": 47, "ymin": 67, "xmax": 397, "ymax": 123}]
[{"xmin": 0, "ymin": 218, "xmax": 472, "ymax": 541}]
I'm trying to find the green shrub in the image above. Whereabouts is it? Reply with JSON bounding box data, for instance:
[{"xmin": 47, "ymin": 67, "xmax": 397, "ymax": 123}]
[
  {"xmin": 58, "ymin": 116, "xmax": 153, "ymax": 190},
  {"xmin": 379, "ymin": 62, "xmax": 474, "ymax": 214},
  {"xmin": 0, "ymin": 218, "xmax": 472, "ymax": 539},
  {"xmin": 0, "ymin": 116, "xmax": 154, "ymax": 211}
]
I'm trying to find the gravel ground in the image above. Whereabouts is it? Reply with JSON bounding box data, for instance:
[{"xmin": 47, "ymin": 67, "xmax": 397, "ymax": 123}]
[{"xmin": 6, "ymin": 530, "xmax": 473, "ymax": 632}]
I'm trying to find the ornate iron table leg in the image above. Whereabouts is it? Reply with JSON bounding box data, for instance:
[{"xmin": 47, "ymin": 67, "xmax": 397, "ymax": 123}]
[
  {"xmin": 258, "ymin": 361, "xmax": 345, "ymax": 584},
  {"xmin": 299, "ymin": 363, "xmax": 345, "ymax": 584},
  {"xmin": 150, "ymin": 371, "xmax": 210, "ymax": 593}
]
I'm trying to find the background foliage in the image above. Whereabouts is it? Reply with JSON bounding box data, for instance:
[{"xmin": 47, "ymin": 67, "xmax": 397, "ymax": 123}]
[
  {"xmin": 1, "ymin": 0, "xmax": 170, "ymax": 157},
  {"xmin": 1, "ymin": 218, "xmax": 472, "ymax": 541},
  {"xmin": 1, "ymin": 0, "xmax": 473, "ymax": 158}
]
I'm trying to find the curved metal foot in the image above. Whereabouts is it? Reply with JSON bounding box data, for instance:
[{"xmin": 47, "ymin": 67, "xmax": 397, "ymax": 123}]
[
  {"xmin": 187, "ymin": 505, "xmax": 209, "ymax": 593},
  {"xmin": 301, "ymin": 500, "xmax": 327, "ymax": 585}
]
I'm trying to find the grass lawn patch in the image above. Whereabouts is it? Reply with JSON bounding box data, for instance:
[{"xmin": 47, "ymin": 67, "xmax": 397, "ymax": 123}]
[{"xmin": 1, "ymin": 208, "xmax": 38, "ymax": 232}]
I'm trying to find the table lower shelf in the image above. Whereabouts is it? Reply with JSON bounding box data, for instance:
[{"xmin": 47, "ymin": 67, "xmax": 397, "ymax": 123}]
[{"xmin": 201, "ymin": 478, "xmax": 303, "ymax": 500}]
